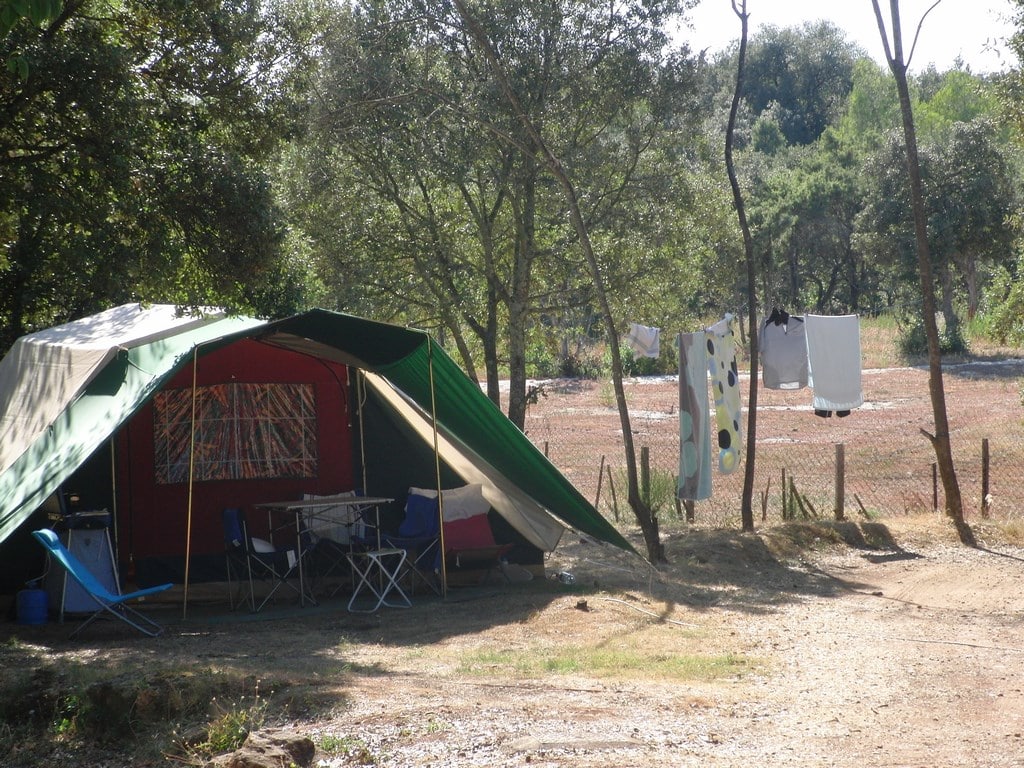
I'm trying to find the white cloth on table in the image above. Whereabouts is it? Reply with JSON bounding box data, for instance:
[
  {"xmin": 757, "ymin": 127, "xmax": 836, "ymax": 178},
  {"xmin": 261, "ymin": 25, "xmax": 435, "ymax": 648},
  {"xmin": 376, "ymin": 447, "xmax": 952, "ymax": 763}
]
[
  {"xmin": 302, "ymin": 492, "xmax": 364, "ymax": 544},
  {"xmin": 804, "ymin": 314, "xmax": 863, "ymax": 411}
]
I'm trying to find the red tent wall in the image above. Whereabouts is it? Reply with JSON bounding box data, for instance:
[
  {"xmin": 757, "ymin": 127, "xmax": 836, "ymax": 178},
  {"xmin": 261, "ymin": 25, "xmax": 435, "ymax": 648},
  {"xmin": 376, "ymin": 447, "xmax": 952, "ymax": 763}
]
[{"xmin": 115, "ymin": 339, "xmax": 353, "ymax": 585}]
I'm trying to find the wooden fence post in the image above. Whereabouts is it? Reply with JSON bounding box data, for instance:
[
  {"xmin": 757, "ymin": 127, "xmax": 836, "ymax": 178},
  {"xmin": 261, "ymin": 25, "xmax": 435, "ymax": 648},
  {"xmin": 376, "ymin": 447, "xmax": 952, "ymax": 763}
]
[
  {"xmin": 835, "ymin": 443, "xmax": 845, "ymax": 521},
  {"xmin": 595, "ymin": 454, "xmax": 606, "ymax": 507},
  {"xmin": 606, "ymin": 464, "xmax": 619, "ymax": 522},
  {"xmin": 781, "ymin": 467, "xmax": 788, "ymax": 520},
  {"xmin": 932, "ymin": 463, "xmax": 938, "ymax": 512},
  {"xmin": 640, "ymin": 446, "xmax": 650, "ymax": 508},
  {"xmin": 981, "ymin": 438, "xmax": 991, "ymax": 518}
]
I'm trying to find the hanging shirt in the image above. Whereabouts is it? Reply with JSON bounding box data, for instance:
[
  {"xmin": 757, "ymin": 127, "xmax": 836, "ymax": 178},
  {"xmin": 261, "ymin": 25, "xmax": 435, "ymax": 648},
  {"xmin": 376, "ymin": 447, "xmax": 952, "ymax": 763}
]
[
  {"xmin": 625, "ymin": 323, "xmax": 660, "ymax": 358},
  {"xmin": 706, "ymin": 317, "xmax": 742, "ymax": 474},
  {"xmin": 804, "ymin": 314, "xmax": 863, "ymax": 412},
  {"xmin": 760, "ymin": 314, "xmax": 808, "ymax": 389},
  {"xmin": 677, "ymin": 332, "xmax": 712, "ymax": 501}
]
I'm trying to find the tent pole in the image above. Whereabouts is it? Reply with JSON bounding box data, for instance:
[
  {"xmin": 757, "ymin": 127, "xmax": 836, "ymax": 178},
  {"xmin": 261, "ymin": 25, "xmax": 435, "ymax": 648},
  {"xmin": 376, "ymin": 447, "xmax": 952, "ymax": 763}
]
[
  {"xmin": 183, "ymin": 347, "xmax": 199, "ymax": 620},
  {"xmin": 427, "ymin": 339, "xmax": 448, "ymax": 597},
  {"xmin": 356, "ymin": 369, "xmax": 368, "ymax": 495},
  {"xmin": 109, "ymin": 436, "xmax": 120, "ymax": 590}
]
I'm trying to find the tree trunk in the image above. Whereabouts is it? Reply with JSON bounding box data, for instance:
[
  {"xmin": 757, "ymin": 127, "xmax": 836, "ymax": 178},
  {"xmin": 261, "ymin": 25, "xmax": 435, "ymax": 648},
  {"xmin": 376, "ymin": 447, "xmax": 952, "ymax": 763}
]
[
  {"xmin": 871, "ymin": 0, "xmax": 972, "ymax": 545},
  {"xmin": 726, "ymin": 0, "xmax": 757, "ymax": 533}
]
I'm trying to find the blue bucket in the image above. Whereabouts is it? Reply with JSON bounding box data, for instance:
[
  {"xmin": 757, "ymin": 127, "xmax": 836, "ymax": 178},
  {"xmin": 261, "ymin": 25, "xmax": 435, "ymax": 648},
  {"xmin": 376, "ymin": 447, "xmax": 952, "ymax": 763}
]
[{"xmin": 16, "ymin": 588, "xmax": 48, "ymax": 625}]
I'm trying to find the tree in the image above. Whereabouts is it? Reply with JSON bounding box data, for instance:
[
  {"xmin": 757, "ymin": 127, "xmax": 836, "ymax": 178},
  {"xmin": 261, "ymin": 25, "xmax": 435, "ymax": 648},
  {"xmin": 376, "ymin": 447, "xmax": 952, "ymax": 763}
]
[
  {"xmin": 870, "ymin": 0, "xmax": 972, "ymax": 544},
  {"xmin": 284, "ymin": 0, "xmax": 702, "ymax": 436},
  {"xmin": 724, "ymin": 0, "xmax": 757, "ymax": 533},
  {"xmin": 443, "ymin": 0, "xmax": 676, "ymax": 561},
  {"xmin": 0, "ymin": 0, "xmax": 305, "ymax": 347},
  {"xmin": 856, "ymin": 116, "xmax": 1016, "ymax": 332},
  {"xmin": 748, "ymin": 137, "xmax": 866, "ymax": 313},
  {"xmin": 719, "ymin": 20, "xmax": 864, "ymax": 146}
]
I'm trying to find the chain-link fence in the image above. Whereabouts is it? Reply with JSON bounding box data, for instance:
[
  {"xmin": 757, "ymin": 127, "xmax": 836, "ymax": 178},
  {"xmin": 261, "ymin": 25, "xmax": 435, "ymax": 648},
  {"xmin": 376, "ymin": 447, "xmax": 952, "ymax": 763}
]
[{"xmin": 524, "ymin": 364, "xmax": 1024, "ymax": 530}]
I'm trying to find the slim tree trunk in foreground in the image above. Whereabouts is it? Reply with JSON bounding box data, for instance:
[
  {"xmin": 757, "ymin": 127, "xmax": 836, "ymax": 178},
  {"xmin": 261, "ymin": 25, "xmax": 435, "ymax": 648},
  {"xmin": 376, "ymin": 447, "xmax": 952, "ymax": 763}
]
[
  {"xmin": 726, "ymin": 0, "xmax": 757, "ymax": 533},
  {"xmin": 870, "ymin": 0, "xmax": 973, "ymax": 545}
]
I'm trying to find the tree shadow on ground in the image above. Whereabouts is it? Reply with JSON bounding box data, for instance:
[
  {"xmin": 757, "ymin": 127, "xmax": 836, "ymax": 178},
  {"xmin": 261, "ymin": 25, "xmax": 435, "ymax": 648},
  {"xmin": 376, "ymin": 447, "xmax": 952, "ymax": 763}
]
[
  {"xmin": 944, "ymin": 356, "xmax": 1024, "ymax": 381},
  {"xmin": 553, "ymin": 520, "xmax": 914, "ymax": 618}
]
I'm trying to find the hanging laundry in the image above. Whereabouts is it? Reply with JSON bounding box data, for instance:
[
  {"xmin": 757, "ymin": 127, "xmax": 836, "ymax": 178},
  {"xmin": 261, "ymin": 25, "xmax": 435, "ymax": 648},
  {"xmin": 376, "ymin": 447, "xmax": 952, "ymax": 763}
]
[
  {"xmin": 625, "ymin": 323, "xmax": 660, "ymax": 358},
  {"xmin": 804, "ymin": 314, "xmax": 863, "ymax": 413},
  {"xmin": 760, "ymin": 311, "xmax": 807, "ymax": 390},
  {"xmin": 677, "ymin": 332, "xmax": 712, "ymax": 501},
  {"xmin": 706, "ymin": 316, "xmax": 742, "ymax": 474}
]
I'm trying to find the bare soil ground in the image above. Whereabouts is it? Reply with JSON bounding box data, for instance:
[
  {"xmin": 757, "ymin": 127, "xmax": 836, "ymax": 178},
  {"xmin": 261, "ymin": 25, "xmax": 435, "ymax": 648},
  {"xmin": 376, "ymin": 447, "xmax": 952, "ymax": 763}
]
[
  {"xmin": 3, "ymin": 515, "xmax": 1024, "ymax": 767},
  {"xmin": 304, "ymin": 515, "xmax": 1024, "ymax": 768},
  {"xmin": 3, "ymin": 356, "xmax": 1024, "ymax": 767}
]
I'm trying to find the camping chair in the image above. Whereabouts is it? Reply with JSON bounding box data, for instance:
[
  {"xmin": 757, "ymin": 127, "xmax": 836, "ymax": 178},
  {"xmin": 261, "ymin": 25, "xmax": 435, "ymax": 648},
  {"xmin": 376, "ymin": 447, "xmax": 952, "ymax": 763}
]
[
  {"xmin": 382, "ymin": 493, "xmax": 442, "ymax": 595},
  {"xmin": 222, "ymin": 507, "xmax": 301, "ymax": 612},
  {"xmin": 31, "ymin": 529, "xmax": 172, "ymax": 639}
]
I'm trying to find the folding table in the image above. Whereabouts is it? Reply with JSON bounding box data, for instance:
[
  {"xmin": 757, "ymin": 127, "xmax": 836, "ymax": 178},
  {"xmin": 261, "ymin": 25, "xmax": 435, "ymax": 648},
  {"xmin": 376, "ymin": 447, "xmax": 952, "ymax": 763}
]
[{"xmin": 254, "ymin": 494, "xmax": 394, "ymax": 606}]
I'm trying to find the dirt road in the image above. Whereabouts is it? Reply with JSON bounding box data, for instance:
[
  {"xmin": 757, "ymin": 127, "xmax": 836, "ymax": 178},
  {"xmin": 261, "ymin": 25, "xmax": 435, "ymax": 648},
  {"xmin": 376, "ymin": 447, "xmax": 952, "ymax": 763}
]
[{"xmin": 309, "ymin": 518, "xmax": 1024, "ymax": 767}]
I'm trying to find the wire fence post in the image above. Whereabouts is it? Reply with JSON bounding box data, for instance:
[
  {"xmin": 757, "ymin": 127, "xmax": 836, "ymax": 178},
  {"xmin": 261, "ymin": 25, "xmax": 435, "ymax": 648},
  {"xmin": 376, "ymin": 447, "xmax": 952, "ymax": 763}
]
[
  {"xmin": 835, "ymin": 443, "xmax": 845, "ymax": 521},
  {"xmin": 606, "ymin": 463, "xmax": 619, "ymax": 522},
  {"xmin": 781, "ymin": 467, "xmax": 788, "ymax": 520}
]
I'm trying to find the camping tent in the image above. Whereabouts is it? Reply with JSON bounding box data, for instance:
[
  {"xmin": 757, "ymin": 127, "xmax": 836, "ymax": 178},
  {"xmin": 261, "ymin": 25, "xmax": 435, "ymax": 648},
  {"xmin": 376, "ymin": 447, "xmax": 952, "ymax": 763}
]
[{"xmin": 0, "ymin": 304, "xmax": 633, "ymax": 591}]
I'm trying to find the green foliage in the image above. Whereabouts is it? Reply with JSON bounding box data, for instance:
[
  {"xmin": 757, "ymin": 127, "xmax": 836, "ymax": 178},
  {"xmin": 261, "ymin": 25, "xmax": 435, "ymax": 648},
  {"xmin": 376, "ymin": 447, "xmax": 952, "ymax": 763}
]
[
  {"xmin": 458, "ymin": 645, "xmax": 752, "ymax": 681},
  {"xmin": 978, "ymin": 256, "xmax": 1024, "ymax": 344},
  {"xmin": 619, "ymin": 344, "xmax": 677, "ymax": 377},
  {"xmin": 620, "ymin": 347, "xmax": 662, "ymax": 376},
  {"xmin": 194, "ymin": 686, "xmax": 269, "ymax": 757},
  {"xmin": 832, "ymin": 58, "xmax": 901, "ymax": 151},
  {"xmin": 0, "ymin": 0, "xmax": 61, "ymax": 36},
  {"xmin": 317, "ymin": 733, "xmax": 378, "ymax": 764},
  {"xmin": 897, "ymin": 316, "xmax": 970, "ymax": 357},
  {"xmin": 641, "ymin": 465, "xmax": 679, "ymax": 520},
  {"xmin": 0, "ymin": 0, "xmax": 306, "ymax": 346},
  {"xmin": 719, "ymin": 20, "xmax": 864, "ymax": 146}
]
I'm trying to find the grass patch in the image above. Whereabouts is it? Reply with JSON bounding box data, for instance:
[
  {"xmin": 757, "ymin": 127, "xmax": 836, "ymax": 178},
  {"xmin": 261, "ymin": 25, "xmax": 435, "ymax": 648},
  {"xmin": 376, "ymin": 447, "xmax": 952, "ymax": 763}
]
[
  {"xmin": 317, "ymin": 733, "xmax": 378, "ymax": 763},
  {"xmin": 458, "ymin": 646, "xmax": 754, "ymax": 681}
]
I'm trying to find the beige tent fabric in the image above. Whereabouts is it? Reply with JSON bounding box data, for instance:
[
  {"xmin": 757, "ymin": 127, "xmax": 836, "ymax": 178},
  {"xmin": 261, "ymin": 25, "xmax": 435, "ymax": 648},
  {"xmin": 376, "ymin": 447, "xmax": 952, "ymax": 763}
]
[
  {"xmin": 0, "ymin": 304, "xmax": 223, "ymax": 475},
  {"xmin": 362, "ymin": 372, "xmax": 565, "ymax": 552}
]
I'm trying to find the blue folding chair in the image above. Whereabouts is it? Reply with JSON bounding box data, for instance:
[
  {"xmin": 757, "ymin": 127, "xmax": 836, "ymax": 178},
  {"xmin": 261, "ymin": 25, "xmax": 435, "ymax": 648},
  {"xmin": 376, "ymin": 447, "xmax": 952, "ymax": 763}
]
[
  {"xmin": 32, "ymin": 529, "xmax": 172, "ymax": 639},
  {"xmin": 382, "ymin": 493, "xmax": 442, "ymax": 595}
]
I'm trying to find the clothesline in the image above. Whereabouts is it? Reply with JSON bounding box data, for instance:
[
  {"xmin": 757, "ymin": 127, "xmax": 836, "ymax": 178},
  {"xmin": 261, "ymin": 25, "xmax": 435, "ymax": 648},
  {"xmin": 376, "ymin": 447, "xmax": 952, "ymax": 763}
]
[{"xmin": 674, "ymin": 312, "xmax": 864, "ymax": 502}]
